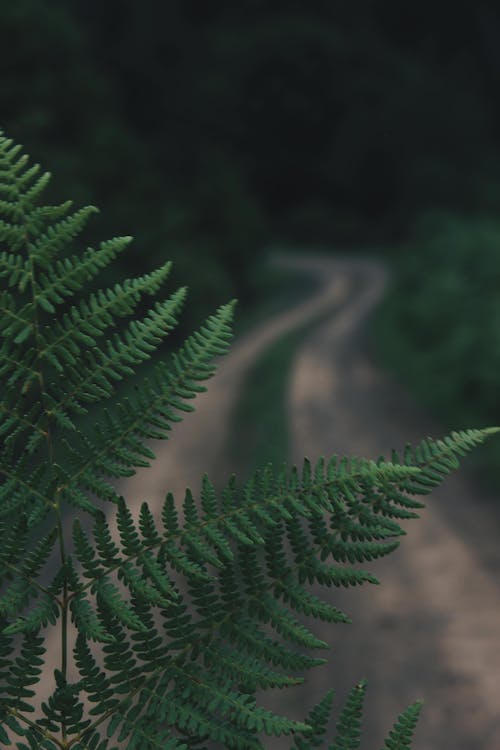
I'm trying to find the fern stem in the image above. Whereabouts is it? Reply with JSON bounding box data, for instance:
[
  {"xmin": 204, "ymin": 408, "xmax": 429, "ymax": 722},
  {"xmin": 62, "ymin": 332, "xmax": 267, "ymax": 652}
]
[
  {"xmin": 26, "ymin": 232, "xmax": 71, "ymax": 744},
  {"xmin": 7, "ymin": 707, "xmax": 68, "ymax": 750},
  {"xmin": 53, "ymin": 489, "xmax": 70, "ymax": 746},
  {"xmin": 69, "ymin": 462, "xmax": 413, "ymax": 604},
  {"xmin": 56, "ymin": 513, "xmax": 69, "ymax": 671},
  {"xmin": 3, "ymin": 561, "xmax": 63, "ymax": 605}
]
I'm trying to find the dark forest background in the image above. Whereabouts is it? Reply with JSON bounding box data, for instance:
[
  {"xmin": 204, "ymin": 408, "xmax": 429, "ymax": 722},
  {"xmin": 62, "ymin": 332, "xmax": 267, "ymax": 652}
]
[{"xmin": 4, "ymin": 0, "xmax": 500, "ymax": 479}]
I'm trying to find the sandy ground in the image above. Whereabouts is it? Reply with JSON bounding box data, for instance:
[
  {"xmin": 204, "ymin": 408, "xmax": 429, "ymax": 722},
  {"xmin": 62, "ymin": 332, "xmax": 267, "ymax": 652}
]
[{"xmin": 18, "ymin": 251, "xmax": 500, "ymax": 749}]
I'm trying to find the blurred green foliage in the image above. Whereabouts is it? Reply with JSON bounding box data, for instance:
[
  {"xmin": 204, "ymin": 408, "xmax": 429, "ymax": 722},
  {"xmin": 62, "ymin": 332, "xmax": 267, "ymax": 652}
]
[
  {"xmin": 377, "ymin": 212, "xmax": 500, "ymax": 483},
  {"xmin": 4, "ymin": 0, "xmax": 500, "ymax": 306}
]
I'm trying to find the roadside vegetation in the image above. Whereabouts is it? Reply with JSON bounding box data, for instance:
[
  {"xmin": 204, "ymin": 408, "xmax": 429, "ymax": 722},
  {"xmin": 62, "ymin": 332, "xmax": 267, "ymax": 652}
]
[
  {"xmin": 227, "ymin": 259, "xmax": 318, "ymax": 475},
  {"xmin": 375, "ymin": 212, "xmax": 500, "ymax": 487},
  {"xmin": 229, "ymin": 321, "xmax": 309, "ymax": 476}
]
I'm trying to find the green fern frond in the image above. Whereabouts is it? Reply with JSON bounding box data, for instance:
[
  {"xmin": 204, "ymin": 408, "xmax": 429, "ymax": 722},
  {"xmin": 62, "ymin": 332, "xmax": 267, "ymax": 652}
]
[
  {"xmin": 391, "ymin": 427, "xmax": 500, "ymax": 494},
  {"xmin": 29, "ymin": 205, "xmax": 100, "ymax": 272},
  {"xmin": 380, "ymin": 701, "xmax": 422, "ymax": 750},
  {"xmin": 36, "ymin": 669, "xmax": 90, "ymax": 740},
  {"xmin": 73, "ymin": 633, "xmax": 118, "ymax": 715},
  {"xmin": 203, "ymin": 640, "xmax": 305, "ymax": 691},
  {"xmin": 36, "ymin": 235, "xmax": 133, "ymax": 305},
  {"xmin": 38, "ymin": 260, "xmax": 173, "ymax": 370},
  {"xmin": 330, "ymin": 680, "xmax": 366, "ymax": 750},
  {"xmin": 2, "ymin": 593, "xmax": 59, "ymax": 637},
  {"xmin": 1, "ymin": 131, "xmax": 497, "ymax": 750},
  {"xmin": 292, "ymin": 689, "xmax": 334, "ymax": 750},
  {"xmin": 39, "ymin": 431, "xmax": 490, "ymax": 747},
  {"xmin": 0, "ymin": 527, "xmax": 58, "ymax": 623},
  {"xmin": 0, "ymin": 630, "xmax": 45, "ymax": 715},
  {"xmin": 57, "ymin": 300, "xmax": 233, "ymax": 509}
]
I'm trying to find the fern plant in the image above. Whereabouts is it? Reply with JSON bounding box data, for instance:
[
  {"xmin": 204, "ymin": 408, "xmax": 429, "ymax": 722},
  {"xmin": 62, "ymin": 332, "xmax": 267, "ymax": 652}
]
[{"xmin": 0, "ymin": 131, "xmax": 497, "ymax": 750}]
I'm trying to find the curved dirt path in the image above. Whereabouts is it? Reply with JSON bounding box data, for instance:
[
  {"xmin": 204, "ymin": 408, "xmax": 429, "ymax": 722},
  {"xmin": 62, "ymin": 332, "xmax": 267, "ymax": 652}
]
[
  {"xmin": 116, "ymin": 253, "xmax": 352, "ymax": 509},
  {"xmin": 121, "ymin": 252, "xmax": 500, "ymax": 750},
  {"xmin": 35, "ymin": 252, "xmax": 500, "ymax": 750}
]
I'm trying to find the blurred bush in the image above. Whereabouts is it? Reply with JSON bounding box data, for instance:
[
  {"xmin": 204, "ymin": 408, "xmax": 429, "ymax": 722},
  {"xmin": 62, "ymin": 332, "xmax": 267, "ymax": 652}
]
[{"xmin": 377, "ymin": 211, "xmax": 500, "ymax": 484}]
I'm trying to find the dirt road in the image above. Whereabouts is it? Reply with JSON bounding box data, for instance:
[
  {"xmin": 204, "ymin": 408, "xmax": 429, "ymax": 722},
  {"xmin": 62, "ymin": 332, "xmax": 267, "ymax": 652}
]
[
  {"xmin": 122, "ymin": 251, "xmax": 500, "ymax": 749},
  {"xmin": 38, "ymin": 252, "xmax": 500, "ymax": 749}
]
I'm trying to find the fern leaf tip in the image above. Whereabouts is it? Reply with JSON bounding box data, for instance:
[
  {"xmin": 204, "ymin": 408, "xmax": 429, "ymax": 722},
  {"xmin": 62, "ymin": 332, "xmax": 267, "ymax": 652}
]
[
  {"xmin": 483, "ymin": 426, "xmax": 500, "ymax": 436},
  {"xmin": 227, "ymin": 298, "xmax": 238, "ymax": 315}
]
